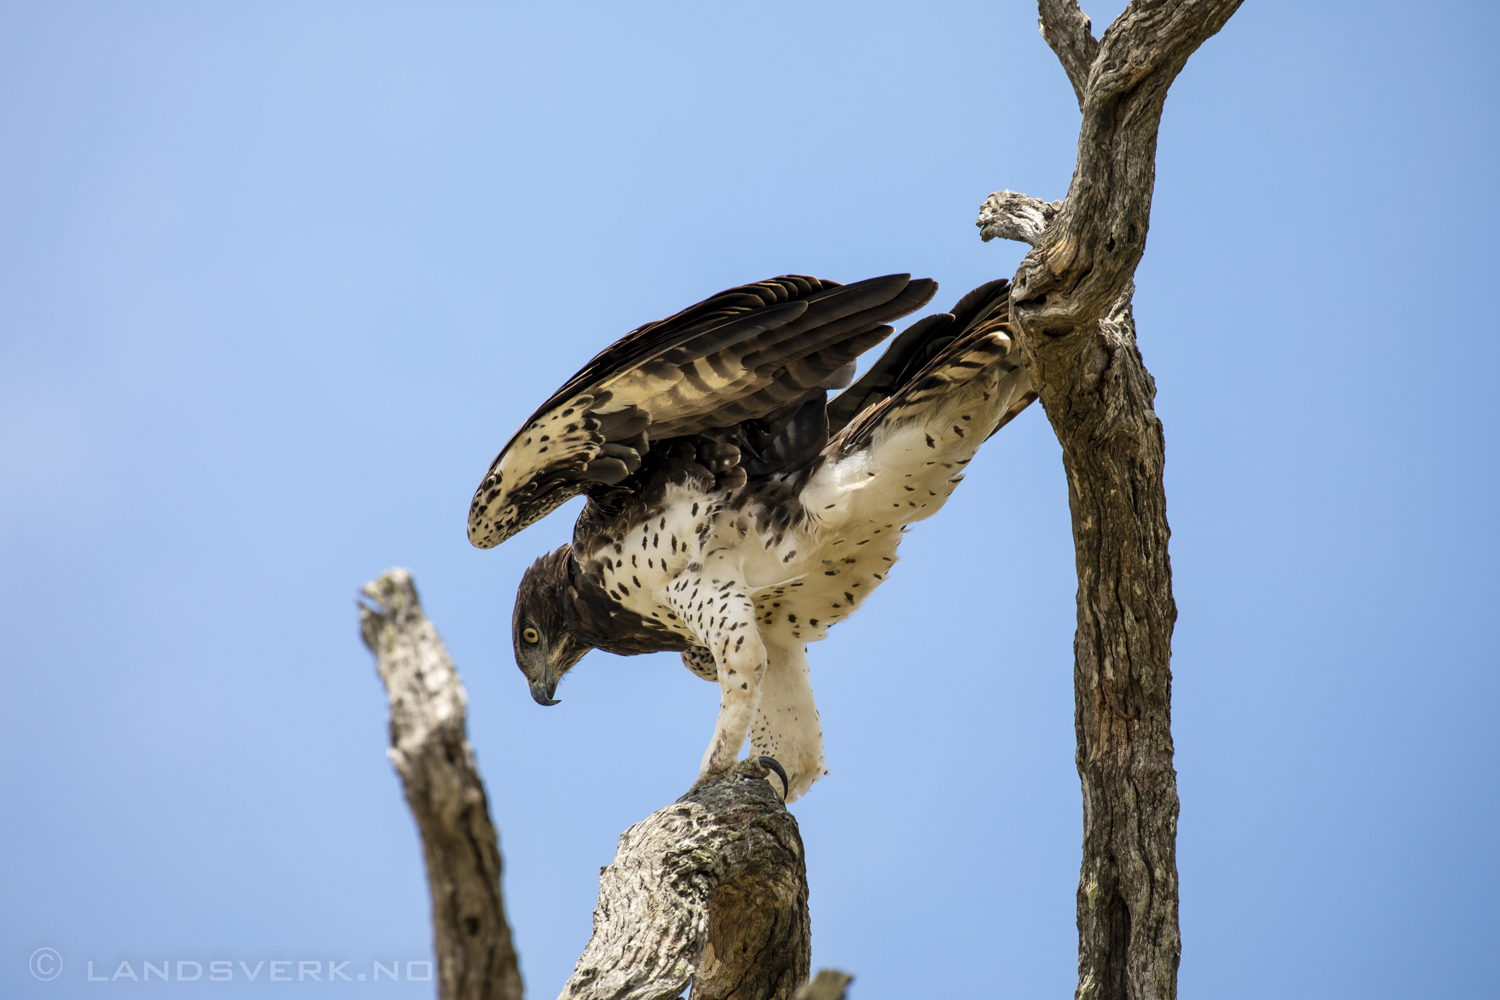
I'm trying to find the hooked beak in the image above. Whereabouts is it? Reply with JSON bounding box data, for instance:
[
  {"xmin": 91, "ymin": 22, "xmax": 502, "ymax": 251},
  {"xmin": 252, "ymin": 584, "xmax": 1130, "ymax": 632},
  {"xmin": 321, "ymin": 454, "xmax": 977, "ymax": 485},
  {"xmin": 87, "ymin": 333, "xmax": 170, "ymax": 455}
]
[{"xmin": 529, "ymin": 676, "xmax": 560, "ymax": 707}]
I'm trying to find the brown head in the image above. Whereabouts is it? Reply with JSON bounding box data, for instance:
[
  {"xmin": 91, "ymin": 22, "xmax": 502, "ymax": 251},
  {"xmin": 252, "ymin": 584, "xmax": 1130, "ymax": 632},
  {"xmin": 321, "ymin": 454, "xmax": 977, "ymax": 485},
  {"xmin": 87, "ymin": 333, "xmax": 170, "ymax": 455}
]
[{"xmin": 513, "ymin": 545, "xmax": 592, "ymax": 706}]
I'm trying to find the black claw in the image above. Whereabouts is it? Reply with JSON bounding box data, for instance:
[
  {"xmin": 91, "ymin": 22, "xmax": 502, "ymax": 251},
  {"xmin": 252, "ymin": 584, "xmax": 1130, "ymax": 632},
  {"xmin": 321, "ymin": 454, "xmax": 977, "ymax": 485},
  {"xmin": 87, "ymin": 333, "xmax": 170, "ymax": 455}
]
[{"xmin": 757, "ymin": 756, "xmax": 789, "ymax": 799}]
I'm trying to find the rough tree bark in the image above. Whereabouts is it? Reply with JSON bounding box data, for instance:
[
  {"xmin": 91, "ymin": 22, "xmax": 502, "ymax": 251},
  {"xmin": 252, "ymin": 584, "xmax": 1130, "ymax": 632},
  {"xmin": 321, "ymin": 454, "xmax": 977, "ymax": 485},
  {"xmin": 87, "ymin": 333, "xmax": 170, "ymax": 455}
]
[
  {"xmin": 360, "ymin": 570, "xmax": 525, "ymax": 1000},
  {"xmin": 361, "ymin": 569, "xmax": 822, "ymax": 1000},
  {"xmin": 977, "ymin": 2, "xmax": 1241, "ymax": 998},
  {"xmin": 560, "ymin": 759, "xmax": 810, "ymax": 1000}
]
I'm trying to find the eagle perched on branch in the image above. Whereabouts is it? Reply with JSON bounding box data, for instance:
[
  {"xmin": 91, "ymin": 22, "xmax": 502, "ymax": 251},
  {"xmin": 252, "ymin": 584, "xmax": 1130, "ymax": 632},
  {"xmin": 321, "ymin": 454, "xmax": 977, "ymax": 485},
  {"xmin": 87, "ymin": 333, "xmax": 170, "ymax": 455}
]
[{"xmin": 469, "ymin": 274, "xmax": 1033, "ymax": 800}]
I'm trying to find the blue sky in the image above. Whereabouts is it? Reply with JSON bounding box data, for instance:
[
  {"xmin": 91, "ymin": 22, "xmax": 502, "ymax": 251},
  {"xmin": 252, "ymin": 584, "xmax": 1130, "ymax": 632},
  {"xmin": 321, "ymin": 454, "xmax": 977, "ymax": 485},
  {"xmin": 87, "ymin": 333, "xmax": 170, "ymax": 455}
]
[{"xmin": 2, "ymin": 1, "xmax": 1496, "ymax": 997}]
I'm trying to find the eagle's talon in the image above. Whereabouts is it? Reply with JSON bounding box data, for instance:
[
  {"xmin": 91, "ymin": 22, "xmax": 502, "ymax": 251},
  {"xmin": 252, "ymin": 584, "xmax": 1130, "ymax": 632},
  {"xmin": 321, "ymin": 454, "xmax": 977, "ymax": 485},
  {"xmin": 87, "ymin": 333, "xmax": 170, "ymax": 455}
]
[{"xmin": 757, "ymin": 756, "xmax": 790, "ymax": 800}]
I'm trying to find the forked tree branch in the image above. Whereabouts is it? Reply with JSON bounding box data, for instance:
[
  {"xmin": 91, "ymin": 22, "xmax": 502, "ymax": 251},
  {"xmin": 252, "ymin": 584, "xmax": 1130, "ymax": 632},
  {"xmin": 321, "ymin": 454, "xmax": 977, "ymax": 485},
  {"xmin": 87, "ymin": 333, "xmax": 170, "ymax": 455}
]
[
  {"xmin": 1013, "ymin": 0, "xmax": 1243, "ymax": 338},
  {"xmin": 977, "ymin": 2, "xmax": 1242, "ymax": 999},
  {"xmin": 361, "ymin": 570, "xmax": 524, "ymax": 1000}
]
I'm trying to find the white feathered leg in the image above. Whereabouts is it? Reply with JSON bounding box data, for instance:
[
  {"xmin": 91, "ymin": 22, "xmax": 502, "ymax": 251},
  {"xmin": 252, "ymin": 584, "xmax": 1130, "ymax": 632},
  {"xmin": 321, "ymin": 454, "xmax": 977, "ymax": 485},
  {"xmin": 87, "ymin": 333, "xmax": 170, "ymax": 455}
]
[
  {"xmin": 749, "ymin": 642, "xmax": 825, "ymax": 801},
  {"xmin": 664, "ymin": 562, "xmax": 767, "ymax": 781}
]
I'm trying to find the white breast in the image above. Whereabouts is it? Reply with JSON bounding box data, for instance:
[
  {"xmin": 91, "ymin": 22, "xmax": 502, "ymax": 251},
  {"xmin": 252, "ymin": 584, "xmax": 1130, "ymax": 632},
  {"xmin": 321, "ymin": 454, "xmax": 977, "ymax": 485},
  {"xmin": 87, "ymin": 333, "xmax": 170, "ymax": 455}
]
[{"xmin": 589, "ymin": 368, "xmax": 1015, "ymax": 649}]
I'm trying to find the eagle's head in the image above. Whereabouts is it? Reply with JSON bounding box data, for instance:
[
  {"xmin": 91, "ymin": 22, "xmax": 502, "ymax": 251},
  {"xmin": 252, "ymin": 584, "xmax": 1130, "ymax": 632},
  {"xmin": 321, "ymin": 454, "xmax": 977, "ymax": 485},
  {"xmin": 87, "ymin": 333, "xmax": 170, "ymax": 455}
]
[{"xmin": 513, "ymin": 546, "xmax": 590, "ymax": 706}]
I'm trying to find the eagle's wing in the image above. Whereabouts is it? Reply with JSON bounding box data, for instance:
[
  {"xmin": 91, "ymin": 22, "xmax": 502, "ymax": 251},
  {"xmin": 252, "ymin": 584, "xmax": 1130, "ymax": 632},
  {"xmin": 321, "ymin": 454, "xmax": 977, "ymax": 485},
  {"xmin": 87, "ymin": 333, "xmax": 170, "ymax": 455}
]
[
  {"xmin": 828, "ymin": 278, "xmax": 1036, "ymax": 456},
  {"xmin": 469, "ymin": 274, "xmax": 936, "ymax": 548}
]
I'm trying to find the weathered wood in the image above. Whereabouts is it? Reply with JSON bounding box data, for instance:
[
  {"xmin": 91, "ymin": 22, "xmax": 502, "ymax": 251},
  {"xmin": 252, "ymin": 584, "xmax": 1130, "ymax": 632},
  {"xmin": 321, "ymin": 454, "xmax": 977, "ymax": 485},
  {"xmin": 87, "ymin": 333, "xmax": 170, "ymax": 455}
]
[
  {"xmin": 360, "ymin": 569, "xmax": 524, "ymax": 1000},
  {"xmin": 1037, "ymin": 0, "xmax": 1099, "ymax": 108},
  {"xmin": 1011, "ymin": 0, "xmax": 1243, "ymax": 338},
  {"xmin": 978, "ymin": 190, "xmax": 1062, "ymax": 247},
  {"xmin": 561, "ymin": 759, "xmax": 810, "ymax": 1000},
  {"xmin": 978, "ymin": 2, "xmax": 1242, "ymax": 997}
]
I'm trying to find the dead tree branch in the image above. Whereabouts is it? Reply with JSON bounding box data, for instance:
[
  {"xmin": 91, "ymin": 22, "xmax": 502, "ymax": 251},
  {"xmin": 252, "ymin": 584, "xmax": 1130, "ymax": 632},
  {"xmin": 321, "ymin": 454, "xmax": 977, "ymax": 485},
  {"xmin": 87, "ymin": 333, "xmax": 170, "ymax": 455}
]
[
  {"xmin": 978, "ymin": 2, "xmax": 1242, "ymax": 998},
  {"xmin": 561, "ymin": 759, "xmax": 810, "ymax": 1000},
  {"xmin": 1037, "ymin": 0, "xmax": 1098, "ymax": 108},
  {"xmin": 360, "ymin": 569, "xmax": 524, "ymax": 1000},
  {"xmin": 1015, "ymin": 0, "xmax": 1243, "ymax": 336}
]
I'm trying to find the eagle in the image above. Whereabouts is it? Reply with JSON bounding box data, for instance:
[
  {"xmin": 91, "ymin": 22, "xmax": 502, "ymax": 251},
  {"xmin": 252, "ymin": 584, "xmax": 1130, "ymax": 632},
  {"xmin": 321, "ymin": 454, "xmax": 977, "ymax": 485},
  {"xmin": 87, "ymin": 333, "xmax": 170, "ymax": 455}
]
[{"xmin": 469, "ymin": 274, "xmax": 1034, "ymax": 800}]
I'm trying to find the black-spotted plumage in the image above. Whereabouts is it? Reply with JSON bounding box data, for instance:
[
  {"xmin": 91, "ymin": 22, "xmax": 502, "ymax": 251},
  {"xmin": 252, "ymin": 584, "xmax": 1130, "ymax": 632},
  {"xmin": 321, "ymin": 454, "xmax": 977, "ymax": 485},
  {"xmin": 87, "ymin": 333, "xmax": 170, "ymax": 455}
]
[{"xmin": 478, "ymin": 274, "xmax": 1034, "ymax": 800}]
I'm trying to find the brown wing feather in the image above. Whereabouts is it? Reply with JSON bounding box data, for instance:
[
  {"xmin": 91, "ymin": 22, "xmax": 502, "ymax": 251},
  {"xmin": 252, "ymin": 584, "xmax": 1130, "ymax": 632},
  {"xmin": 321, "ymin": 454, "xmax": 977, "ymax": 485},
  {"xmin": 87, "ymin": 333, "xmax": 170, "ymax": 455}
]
[{"xmin": 468, "ymin": 274, "xmax": 937, "ymax": 548}]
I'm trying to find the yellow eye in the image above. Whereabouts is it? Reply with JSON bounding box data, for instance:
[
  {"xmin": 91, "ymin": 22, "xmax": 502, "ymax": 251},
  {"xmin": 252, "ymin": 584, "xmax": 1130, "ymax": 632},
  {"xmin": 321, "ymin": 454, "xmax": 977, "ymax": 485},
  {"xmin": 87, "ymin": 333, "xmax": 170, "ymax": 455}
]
[{"xmin": 522, "ymin": 627, "xmax": 540, "ymax": 644}]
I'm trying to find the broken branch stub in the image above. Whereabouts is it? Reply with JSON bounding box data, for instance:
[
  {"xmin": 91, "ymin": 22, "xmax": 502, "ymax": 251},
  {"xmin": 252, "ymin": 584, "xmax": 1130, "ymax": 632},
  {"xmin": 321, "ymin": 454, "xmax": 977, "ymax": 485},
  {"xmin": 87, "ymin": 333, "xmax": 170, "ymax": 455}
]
[
  {"xmin": 978, "ymin": 190, "xmax": 1063, "ymax": 247},
  {"xmin": 360, "ymin": 569, "xmax": 523, "ymax": 1000}
]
